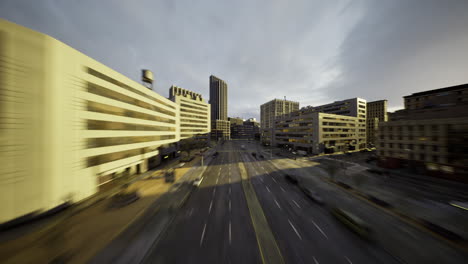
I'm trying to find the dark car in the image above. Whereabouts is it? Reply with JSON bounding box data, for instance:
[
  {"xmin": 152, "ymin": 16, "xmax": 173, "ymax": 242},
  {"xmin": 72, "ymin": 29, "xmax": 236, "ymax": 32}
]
[
  {"xmin": 331, "ymin": 207, "xmax": 371, "ymax": 239},
  {"xmin": 300, "ymin": 186, "xmax": 324, "ymax": 205},
  {"xmin": 285, "ymin": 174, "xmax": 298, "ymax": 184},
  {"xmin": 212, "ymin": 151, "xmax": 219, "ymax": 158}
]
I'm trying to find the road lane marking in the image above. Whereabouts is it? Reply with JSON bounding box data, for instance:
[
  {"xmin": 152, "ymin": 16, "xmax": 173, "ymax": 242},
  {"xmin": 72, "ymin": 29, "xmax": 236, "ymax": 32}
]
[
  {"xmin": 200, "ymin": 223, "xmax": 207, "ymax": 246},
  {"xmin": 229, "ymin": 186, "xmax": 231, "ymax": 195},
  {"xmin": 216, "ymin": 177, "xmax": 219, "ymax": 184},
  {"xmin": 272, "ymin": 178, "xmax": 277, "ymax": 183},
  {"xmin": 260, "ymin": 178, "xmax": 264, "ymax": 182},
  {"xmin": 292, "ymin": 200, "xmax": 300, "ymax": 208},
  {"xmin": 288, "ymin": 219, "xmax": 302, "ymax": 240},
  {"xmin": 229, "ymin": 200, "xmax": 231, "ymax": 211},
  {"xmin": 229, "ymin": 221, "xmax": 232, "ymax": 245},
  {"xmin": 266, "ymin": 186, "xmax": 271, "ymax": 193},
  {"xmin": 209, "ymin": 200, "xmax": 213, "ymax": 213},
  {"xmin": 274, "ymin": 199, "xmax": 281, "ymax": 209},
  {"xmin": 213, "ymin": 188, "xmax": 216, "ymax": 196},
  {"xmin": 313, "ymin": 256, "xmax": 319, "ymax": 264},
  {"xmin": 280, "ymin": 187, "xmax": 286, "ymax": 192},
  {"xmin": 345, "ymin": 256, "xmax": 352, "ymax": 264},
  {"xmin": 188, "ymin": 208, "xmax": 194, "ymax": 217},
  {"xmin": 311, "ymin": 220, "xmax": 328, "ymax": 239}
]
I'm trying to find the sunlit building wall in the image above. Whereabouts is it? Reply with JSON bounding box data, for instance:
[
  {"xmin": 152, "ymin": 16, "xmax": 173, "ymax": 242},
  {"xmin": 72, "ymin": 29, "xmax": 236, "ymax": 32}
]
[
  {"xmin": 274, "ymin": 110, "xmax": 362, "ymax": 154},
  {"xmin": 260, "ymin": 99, "xmax": 299, "ymax": 145},
  {"xmin": 169, "ymin": 86, "xmax": 210, "ymax": 140},
  {"xmin": 0, "ymin": 19, "xmax": 180, "ymax": 223}
]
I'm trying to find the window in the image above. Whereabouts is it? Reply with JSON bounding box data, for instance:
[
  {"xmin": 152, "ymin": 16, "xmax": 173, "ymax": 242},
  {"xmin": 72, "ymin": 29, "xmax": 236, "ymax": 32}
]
[
  {"xmin": 420, "ymin": 153, "xmax": 425, "ymax": 160},
  {"xmin": 432, "ymin": 155, "xmax": 438, "ymax": 163},
  {"xmin": 398, "ymin": 143, "xmax": 403, "ymax": 149},
  {"xmin": 420, "ymin": 145, "xmax": 425, "ymax": 150},
  {"xmin": 389, "ymin": 143, "xmax": 393, "ymax": 148},
  {"xmin": 432, "ymin": 145, "xmax": 438, "ymax": 151}
]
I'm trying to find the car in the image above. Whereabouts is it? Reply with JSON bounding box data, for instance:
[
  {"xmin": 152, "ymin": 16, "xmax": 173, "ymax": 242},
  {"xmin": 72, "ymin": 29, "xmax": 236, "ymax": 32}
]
[
  {"xmin": 193, "ymin": 177, "xmax": 203, "ymax": 187},
  {"xmin": 212, "ymin": 151, "xmax": 219, "ymax": 158},
  {"xmin": 285, "ymin": 174, "xmax": 298, "ymax": 184},
  {"xmin": 331, "ymin": 207, "xmax": 371, "ymax": 239},
  {"xmin": 300, "ymin": 187, "xmax": 324, "ymax": 205},
  {"xmin": 259, "ymin": 155, "xmax": 264, "ymax": 159}
]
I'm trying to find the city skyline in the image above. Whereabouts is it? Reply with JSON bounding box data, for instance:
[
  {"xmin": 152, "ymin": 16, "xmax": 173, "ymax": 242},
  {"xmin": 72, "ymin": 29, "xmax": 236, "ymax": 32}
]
[{"xmin": 1, "ymin": 1, "xmax": 468, "ymax": 120}]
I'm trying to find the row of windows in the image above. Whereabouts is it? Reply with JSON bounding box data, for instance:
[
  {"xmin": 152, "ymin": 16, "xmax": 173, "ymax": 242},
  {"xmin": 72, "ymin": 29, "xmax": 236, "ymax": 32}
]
[
  {"xmin": 379, "ymin": 135, "xmax": 439, "ymax": 141},
  {"xmin": 87, "ymin": 101, "xmax": 176, "ymax": 124},
  {"xmin": 180, "ymin": 123, "xmax": 208, "ymax": 128},
  {"xmin": 180, "ymin": 113, "xmax": 208, "ymax": 120},
  {"xmin": 181, "ymin": 128, "xmax": 207, "ymax": 133},
  {"xmin": 87, "ymin": 67, "xmax": 175, "ymax": 110},
  {"xmin": 87, "ymin": 135, "xmax": 176, "ymax": 148},
  {"xmin": 87, "ymin": 147, "xmax": 157, "ymax": 167},
  {"xmin": 180, "ymin": 118, "xmax": 207, "ymax": 124},
  {"xmin": 87, "ymin": 81, "xmax": 175, "ymax": 117},
  {"xmin": 180, "ymin": 102, "xmax": 208, "ymax": 112},
  {"xmin": 87, "ymin": 119, "xmax": 176, "ymax": 131},
  {"xmin": 381, "ymin": 151, "xmax": 442, "ymax": 163},
  {"xmin": 380, "ymin": 143, "xmax": 440, "ymax": 151},
  {"xmin": 181, "ymin": 107, "xmax": 208, "ymax": 116}
]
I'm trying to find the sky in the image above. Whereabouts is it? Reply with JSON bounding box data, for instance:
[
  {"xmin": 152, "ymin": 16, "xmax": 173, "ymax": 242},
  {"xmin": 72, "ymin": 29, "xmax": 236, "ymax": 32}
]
[{"xmin": 1, "ymin": 0, "xmax": 468, "ymax": 120}]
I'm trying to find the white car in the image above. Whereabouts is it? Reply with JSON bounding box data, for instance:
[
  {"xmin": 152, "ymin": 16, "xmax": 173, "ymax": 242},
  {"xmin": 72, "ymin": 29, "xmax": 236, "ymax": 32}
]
[{"xmin": 193, "ymin": 177, "xmax": 203, "ymax": 187}]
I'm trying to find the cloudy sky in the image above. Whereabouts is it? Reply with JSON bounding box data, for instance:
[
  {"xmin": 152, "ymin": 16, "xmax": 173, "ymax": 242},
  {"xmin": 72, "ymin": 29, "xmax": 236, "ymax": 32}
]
[{"xmin": 1, "ymin": 0, "xmax": 468, "ymax": 120}]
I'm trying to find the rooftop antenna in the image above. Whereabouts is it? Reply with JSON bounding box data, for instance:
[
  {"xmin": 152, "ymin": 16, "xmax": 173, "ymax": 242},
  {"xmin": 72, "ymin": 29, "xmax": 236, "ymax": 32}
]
[{"xmin": 284, "ymin": 96, "xmax": 286, "ymax": 101}]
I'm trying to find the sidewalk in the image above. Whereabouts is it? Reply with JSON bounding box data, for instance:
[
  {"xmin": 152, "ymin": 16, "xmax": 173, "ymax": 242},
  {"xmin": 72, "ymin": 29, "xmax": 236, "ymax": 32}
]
[{"xmin": 0, "ymin": 149, "xmax": 214, "ymax": 264}]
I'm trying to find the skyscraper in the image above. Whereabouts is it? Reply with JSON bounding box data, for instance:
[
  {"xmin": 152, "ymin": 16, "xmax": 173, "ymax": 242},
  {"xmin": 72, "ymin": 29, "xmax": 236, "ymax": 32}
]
[{"xmin": 209, "ymin": 75, "xmax": 230, "ymax": 140}]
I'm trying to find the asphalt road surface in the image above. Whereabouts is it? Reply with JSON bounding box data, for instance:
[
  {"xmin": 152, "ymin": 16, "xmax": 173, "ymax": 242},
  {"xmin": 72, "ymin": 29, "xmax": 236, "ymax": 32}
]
[{"xmin": 143, "ymin": 140, "xmax": 401, "ymax": 264}]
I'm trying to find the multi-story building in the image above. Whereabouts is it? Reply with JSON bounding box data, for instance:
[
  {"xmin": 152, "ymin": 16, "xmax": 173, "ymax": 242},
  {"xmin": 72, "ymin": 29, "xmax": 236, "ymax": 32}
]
[
  {"xmin": 0, "ymin": 18, "xmax": 201, "ymax": 223},
  {"xmin": 260, "ymin": 99, "xmax": 299, "ymax": 145},
  {"xmin": 274, "ymin": 109, "xmax": 362, "ymax": 154},
  {"xmin": 229, "ymin": 117, "xmax": 260, "ymax": 140},
  {"xmin": 366, "ymin": 100, "xmax": 388, "ymax": 148},
  {"xmin": 310, "ymin": 98, "xmax": 367, "ymax": 149},
  {"xmin": 376, "ymin": 84, "xmax": 468, "ymax": 180},
  {"xmin": 209, "ymin": 75, "xmax": 230, "ymax": 140},
  {"xmin": 403, "ymin": 83, "xmax": 468, "ymax": 110},
  {"xmin": 169, "ymin": 86, "xmax": 210, "ymax": 140}
]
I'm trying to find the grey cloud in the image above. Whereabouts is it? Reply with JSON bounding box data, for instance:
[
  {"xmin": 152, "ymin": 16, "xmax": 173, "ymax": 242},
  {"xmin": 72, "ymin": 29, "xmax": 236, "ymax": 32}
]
[
  {"xmin": 1, "ymin": 0, "xmax": 467, "ymax": 120},
  {"xmin": 327, "ymin": 0, "xmax": 468, "ymax": 110}
]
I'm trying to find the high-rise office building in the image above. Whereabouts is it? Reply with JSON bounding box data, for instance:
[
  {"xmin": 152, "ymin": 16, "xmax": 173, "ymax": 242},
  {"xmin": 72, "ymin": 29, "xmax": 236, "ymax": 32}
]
[
  {"xmin": 367, "ymin": 100, "xmax": 388, "ymax": 147},
  {"xmin": 209, "ymin": 75, "xmax": 230, "ymax": 140},
  {"xmin": 260, "ymin": 99, "xmax": 299, "ymax": 145}
]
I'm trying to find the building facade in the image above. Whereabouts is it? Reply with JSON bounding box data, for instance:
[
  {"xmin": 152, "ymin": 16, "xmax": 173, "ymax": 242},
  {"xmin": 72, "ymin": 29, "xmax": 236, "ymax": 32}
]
[
  {"xmin": 376, "ymin": 84, "xmax": 468, "ymax": 181},
  {"xmin": 274, "ymin": 109, "xmax": 362, "ymax": 154},
  {"xmin": 169, "ymin": 86, "xmax": 210, "ymax": 140},
  {"xmin": 309, "ymin": 98, "xmax": 367, "ymax": 149},
  {"xmin": 229, "ymin": 117, "xmax": 260, "ymax": 140},
  {"xmin": 209, "ymin": 75, "xmax": 230, "ymax": 140},
  {"xmin": 366, "ymin": 100, "xmax": 388, "ymax": 148},
  {"xmin": 260, "ymin": 99, "xmax": 299, "ymax": 145},
  {"xmin": 0, "ymin": 19, "xmax": 200, "ymax": 223}
]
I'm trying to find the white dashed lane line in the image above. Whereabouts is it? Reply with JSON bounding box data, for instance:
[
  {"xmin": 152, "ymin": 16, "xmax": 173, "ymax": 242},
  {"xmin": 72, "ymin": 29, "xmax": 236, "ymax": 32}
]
[
  {"xmin": 274, "ymin": 199, "xmax": 281, "ymax": 209},
  {"xmin": 292, "ymin": 199, "xmax": 301, "ymax": 208},
  {"xmin": 313, "ymin": 256, "xmax": 319, "ymax": 264},
  {"xmin": 208, "ymin": 200, "xmax": 213, "ymax": 213},
  {"xmin": 345, "ymin": 256, "xmax": 353, "ymax": 264},
  {"xmin": 280, "ymin": 186, "xmax": 286, "ymax": 192},
  {"xmin": 288, "ymin": 219, "xmax": 302, "ymax": 240},
  {"xmin": 266, "ymin": 186, "xmax": 271, "ymax": 193},
  {"xmin": 311, "ymin": 220, "xmax": 328, "ymax": 239},
  {"xmin": 200, "ymin": 223, "xmax": 207, "ymax": 246}
]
